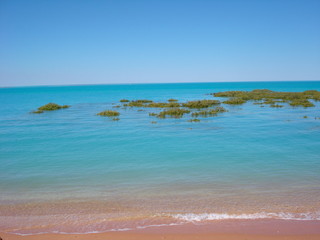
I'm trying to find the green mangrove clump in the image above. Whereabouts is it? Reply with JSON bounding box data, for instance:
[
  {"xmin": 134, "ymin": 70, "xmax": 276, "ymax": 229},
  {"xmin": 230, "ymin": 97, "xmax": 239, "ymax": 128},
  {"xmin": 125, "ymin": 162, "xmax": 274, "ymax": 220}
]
[
  {"xmin": 182, "ymin": 100, "xmax": 220, "ymax": 108},
  {"xmin": 133, "ymin": 99, "xmax": 153, "ymax": 103},
  {"xmin": 223, "ymin": 98, "xmax": 246, "ymax": 105},
  {"xmin": 97, "ymin": 110, "xmax": 120, "ymax": 117},
  {"xmin": 262, "ymin": 99, "xmax": 276, "ymax": 105},
  {"xmin": 212, "ymin": 89, "xmax": 319, "ymax": 108},
  {"xmin": 188, "ymin": 118, "xmax": 200, "ymax": 122},
  {"xmin": 147, "ymin": 102, "xmax": 181, "ymax": 108},
  {"xmin": 124, "ymin": 101, "xmax": 181, "ymax": 108},
  {"xmin": 157, "ymin": 108, "xmax": 190, "ymax": 118},
  {"xmin": 270, "ymin": 104, "xmax": 283, "ymax": 108},
  {"xmin": 32, "ymin": 103, "xmax": 70, "ymax": 113},
  {"xmin": 124, "ymin": 102, "xmax": 144, "ymax": 107},
  {"xmin": 123, "ymin": 99, "xmax": 153, "ymax": 107},
  {"xmin": 32, "ymin": 110, "xmax": 44, "ymax": 114},
  {"xmin": 112, "ymin": 117, "xmax": 120, "ymax": 121},
  {"xmin": 120, "ymin": 99, "xmax": 129, "ymax": 102},
  {"xmin": 191, "ymin": 106, "xmax": 227, "ymax": 117},
  {"xmin": 168, "ymin": 98, "xmax": 178, "ymax": 102},
  {"xmin": 289, "ymin": 99, "xmax": 315, "ymax": 108}
]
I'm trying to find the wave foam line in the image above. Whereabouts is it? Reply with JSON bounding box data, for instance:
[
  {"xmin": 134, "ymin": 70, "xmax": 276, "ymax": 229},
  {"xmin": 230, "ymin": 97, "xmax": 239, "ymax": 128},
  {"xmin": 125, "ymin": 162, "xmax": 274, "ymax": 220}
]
[{"xmin": 171, "ymin": 212, "xmax": 320, "ymax": 222}]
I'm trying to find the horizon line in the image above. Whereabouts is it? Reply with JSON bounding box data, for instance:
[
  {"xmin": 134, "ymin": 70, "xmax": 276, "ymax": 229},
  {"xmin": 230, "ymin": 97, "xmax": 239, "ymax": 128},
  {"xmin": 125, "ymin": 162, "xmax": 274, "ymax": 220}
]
[{"xmin": 1, "ymin": 79, "xmax": 320, "ymax": 89}]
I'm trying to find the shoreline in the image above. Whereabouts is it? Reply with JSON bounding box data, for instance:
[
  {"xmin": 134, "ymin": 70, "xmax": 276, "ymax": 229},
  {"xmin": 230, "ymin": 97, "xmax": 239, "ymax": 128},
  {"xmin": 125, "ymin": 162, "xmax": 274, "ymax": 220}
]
[
  {"xmin": 1, "ymin": 232, "xmax": 320, "ymax": 240},
  {"xmin": 1, "ymin": 219, "xmax": 320, "ymax": 239}
]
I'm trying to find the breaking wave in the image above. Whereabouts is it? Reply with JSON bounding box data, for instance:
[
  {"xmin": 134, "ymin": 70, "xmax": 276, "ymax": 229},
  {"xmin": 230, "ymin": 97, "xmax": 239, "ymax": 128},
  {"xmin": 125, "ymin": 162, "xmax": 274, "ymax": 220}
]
[{"xmin": 171, "ymin": 212, "xmax": 320, "ymax": 222}]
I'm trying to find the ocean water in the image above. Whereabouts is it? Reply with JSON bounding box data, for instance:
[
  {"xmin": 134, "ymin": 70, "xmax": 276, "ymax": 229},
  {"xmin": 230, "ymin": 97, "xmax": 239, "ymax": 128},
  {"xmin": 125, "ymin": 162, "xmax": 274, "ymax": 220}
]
[{"xmin": 0, "ymin": 81, "xmax": 320, "ymax": 234}]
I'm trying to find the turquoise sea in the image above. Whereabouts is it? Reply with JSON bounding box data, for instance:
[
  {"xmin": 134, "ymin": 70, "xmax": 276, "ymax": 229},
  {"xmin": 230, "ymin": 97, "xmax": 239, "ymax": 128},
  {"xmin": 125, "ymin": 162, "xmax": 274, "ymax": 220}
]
[{"xmin": 0, "ymin": 81, "xmax": 320, "ymax": 234}]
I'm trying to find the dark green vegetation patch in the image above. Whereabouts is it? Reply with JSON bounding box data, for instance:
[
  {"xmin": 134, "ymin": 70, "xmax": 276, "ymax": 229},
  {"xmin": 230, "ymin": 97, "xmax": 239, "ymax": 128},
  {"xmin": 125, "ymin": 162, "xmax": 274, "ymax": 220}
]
[
  {"xmin": 270, "ymin": 104, "xmax": 283, "ymax": 108},
  {"xmin": 32, "ymin": 103, "xmax": 70, "ymax": 113},
  {"xmin": 157, "ymin": 108, "xmax": 191, "ymax": 118},
  {"xmin": 188, "ymin": 118, "xmax": 201, "ymax": 122},
  {"xmin": 97, "ymin": 110, "xmax": 120, "ymax": 117},
  {"xmin": 123, "ymin": 99, "xmax": 154, "ymax": 107},
  {"xmin": 222, "ymin": 98, "xmax": 246, "ymax": 105},
  {"xmin": 124, "ymin": 100, "xmax": 180, "ymax": 108},
  {"xmin": 191, "ymin": 107, "xmax": 227, "ymax": 117},
  {"xmin": 212, "ymin": 89, "xmax": 319, "ymax": 107},
  {"xmin": 182, "ymin": 100, "xmax": 220, "ymax": 108}
]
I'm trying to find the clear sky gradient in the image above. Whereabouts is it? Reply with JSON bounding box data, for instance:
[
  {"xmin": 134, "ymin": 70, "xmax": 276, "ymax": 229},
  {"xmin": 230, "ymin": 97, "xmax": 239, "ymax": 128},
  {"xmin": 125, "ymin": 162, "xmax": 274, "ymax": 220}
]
[{"xmin": 0, "ymin": 0, "xmax": 319, "ymax": 87}]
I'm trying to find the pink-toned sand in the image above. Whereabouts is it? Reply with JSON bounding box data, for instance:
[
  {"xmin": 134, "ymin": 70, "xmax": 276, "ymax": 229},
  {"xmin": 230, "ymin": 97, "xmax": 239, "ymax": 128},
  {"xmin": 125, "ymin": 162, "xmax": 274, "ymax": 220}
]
[
  {"xmin": 1, "ymin": 232, "xmax": 320, "ymax": 240},
  {"xmin": 2, "ymin": 220, "xmax": 320, "ymax": 240}
]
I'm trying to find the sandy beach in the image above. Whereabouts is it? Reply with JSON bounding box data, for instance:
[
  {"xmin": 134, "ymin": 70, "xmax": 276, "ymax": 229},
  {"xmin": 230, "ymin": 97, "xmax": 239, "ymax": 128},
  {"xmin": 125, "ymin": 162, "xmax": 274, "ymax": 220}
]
[
  {"xmin": 1, "ymin": 232, "xmax": 320, "ymax": 240},
  {"xmin": 2, "ymin": 220, "xmax": 320, "ymax": 240}
]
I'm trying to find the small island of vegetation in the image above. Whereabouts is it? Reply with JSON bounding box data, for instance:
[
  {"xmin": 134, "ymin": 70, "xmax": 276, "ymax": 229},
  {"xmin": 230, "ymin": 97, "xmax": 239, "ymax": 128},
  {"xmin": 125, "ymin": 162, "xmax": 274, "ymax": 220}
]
[
  {"xmin": 212, "ymin": 89, "xmax": 319, "ymax": 107},
  {"xmin": 188, "ymin": 118, "xmax": 201, "ymax": 122},
  {"xmin": 97, "ymin": 110, "xmax": 120, "ymax": 117},
  {"xmin": 32, "ymin": 89, "xmax": 319, "ymax": 124},
  {"xmin": 182, "ymin": 100, "xmax": 220, "ymax": 108},
  {"xmin": 32, "ymin": 103, "xmax": 70, "ymax": 113},
  {"xmin": 191, "ymin": 106, "xmax": 227, "ymax": 117},
  {"xmin": 156, "ymin": 108, "xmax": 190, "ymax": 118}
]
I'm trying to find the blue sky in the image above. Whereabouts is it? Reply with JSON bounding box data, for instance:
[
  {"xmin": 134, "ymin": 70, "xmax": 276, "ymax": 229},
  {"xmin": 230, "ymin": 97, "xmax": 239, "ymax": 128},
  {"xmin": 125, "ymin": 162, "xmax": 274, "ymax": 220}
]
[{"xmin": 0, "ymin": 0, "xmax": 319, "ymax": 87}]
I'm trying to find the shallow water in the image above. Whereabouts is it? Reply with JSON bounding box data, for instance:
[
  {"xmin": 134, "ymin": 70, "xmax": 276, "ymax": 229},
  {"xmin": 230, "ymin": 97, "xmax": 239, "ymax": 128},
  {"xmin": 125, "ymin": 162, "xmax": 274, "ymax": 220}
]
[{"xmin": 0, "ymin": 81, "xmax": 320, "ymax": 234}]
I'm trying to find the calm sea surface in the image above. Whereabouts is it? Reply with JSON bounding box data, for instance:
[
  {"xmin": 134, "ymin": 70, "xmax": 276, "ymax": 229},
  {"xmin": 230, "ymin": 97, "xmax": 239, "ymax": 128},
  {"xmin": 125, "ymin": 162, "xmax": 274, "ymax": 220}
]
[{"xmin": 0, "ymin": 81, "xmax": 320, "ymax": 234}]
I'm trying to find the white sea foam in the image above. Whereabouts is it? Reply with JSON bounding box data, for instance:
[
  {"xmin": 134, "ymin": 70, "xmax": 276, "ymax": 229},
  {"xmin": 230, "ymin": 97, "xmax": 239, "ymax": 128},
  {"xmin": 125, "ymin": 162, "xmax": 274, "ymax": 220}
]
[
  {"xmin": 8, "ymin": 211, "xmax": 320, "ymax": 236},
  {"xmin": 171, "ymin": 212, "xmax": 320, "ymax": 222}
]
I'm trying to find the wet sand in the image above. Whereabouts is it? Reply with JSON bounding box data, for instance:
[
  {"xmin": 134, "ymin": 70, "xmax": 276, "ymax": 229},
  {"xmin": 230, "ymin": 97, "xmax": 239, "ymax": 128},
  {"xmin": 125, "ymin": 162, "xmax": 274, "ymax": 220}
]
[
  {"xmin": 1, "ymin": 232, "xmax": 320, "ymax": 240},
  {"xmin": 2, "ymin": 220, "xmax": 320, "ymax": 240}
]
